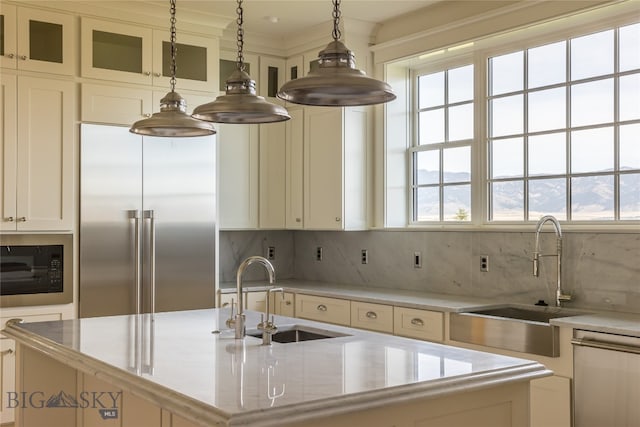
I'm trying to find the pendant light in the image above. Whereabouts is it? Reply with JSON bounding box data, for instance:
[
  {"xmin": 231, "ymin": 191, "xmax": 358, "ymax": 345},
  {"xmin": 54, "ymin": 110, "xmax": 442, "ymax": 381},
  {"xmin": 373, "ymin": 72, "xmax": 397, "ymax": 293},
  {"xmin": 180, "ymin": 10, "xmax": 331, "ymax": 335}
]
[
  {"xmin": 130, "ymin": 0, "xmax": 216, "ymax": 137},
  {"xmin": 192, "ymin": 0, "xmax": 290, "ymax": 124},
  {"xmin": 277, "ymin": 0, "xmax": 396, "ymax": 107}
]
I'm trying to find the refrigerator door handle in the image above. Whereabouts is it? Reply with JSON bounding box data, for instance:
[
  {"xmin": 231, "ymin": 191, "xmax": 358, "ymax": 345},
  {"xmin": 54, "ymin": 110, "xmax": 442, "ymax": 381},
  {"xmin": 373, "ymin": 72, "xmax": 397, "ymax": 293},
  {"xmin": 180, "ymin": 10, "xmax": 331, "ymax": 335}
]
[
  {"xmin": 129, "ymin": 210, "xmax": 142, "ymax": 315},
  {"xmin": 144, "ymin": 210, "xmax": 156, "ymax": 315}
]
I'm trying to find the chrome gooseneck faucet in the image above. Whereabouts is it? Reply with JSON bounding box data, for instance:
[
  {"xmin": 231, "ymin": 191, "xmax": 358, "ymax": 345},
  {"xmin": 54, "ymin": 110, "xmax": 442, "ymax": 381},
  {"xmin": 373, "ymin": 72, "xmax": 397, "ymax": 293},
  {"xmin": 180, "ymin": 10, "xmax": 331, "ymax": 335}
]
[
  {"xmin": 232, "ymin": 256, "xmax": 276, "ymax": 339},
  {"xmin": 533, "ymin": 215, "xmax": 571, "ymax": 307}
]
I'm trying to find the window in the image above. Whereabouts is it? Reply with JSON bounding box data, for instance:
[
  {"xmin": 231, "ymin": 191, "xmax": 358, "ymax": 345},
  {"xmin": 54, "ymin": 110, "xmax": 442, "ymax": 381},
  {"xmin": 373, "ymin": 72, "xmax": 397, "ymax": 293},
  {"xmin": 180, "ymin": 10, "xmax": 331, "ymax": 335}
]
[
  {"xmin": 408, "ymin": 19, "xmax": 640, "ymax": 225},
  {"xmin": 488, "ymin": 23, "xmax": 640, "ymax": 221},
  {"xmin": 411, "ymin": 64, "xmax": 474, "ymax": 222}
]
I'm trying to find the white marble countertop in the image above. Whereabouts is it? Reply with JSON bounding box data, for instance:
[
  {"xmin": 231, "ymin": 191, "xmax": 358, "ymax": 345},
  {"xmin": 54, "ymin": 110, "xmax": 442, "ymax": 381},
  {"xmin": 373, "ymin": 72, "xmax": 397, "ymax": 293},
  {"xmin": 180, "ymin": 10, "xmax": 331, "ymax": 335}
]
[
  {"xmin": 221, "ymin": 279, "xmax": 640, "ymax": 337},
  {"xmin": 4, "ymin": 309, "xmax": 550, "ymax": 427}
]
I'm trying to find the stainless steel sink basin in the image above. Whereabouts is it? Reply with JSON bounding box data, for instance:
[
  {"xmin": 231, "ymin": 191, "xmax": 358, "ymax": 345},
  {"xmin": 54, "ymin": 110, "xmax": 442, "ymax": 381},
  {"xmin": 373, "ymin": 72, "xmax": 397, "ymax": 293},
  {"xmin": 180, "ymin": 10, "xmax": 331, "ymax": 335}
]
[
  {"xmin": 247, "ymin": 325, "xmax": 349, "ymax": 344},
  {"xmin": 450, "ymin": 305, "xmax": 585, "ymax": 357}
]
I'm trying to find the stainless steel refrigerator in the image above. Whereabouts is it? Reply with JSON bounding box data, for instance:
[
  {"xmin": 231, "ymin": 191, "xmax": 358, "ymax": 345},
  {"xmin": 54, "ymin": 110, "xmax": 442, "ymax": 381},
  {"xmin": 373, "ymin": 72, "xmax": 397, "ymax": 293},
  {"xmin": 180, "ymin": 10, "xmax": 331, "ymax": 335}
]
[{"xmin": 79, "ymin": 124, "xmax": 217, "ymax": 318}]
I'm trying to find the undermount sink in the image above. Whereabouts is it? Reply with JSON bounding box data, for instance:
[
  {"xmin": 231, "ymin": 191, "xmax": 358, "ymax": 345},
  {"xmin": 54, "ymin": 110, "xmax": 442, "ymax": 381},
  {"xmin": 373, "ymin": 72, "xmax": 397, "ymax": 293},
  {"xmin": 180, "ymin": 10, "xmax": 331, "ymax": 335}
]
[
  {"xmin": 246, "ymin": 325, "xmax": 350, "ymax": 344},
  {"xmin": 450, "ymin": 305, "xmax": 586, "ymax": 357}
]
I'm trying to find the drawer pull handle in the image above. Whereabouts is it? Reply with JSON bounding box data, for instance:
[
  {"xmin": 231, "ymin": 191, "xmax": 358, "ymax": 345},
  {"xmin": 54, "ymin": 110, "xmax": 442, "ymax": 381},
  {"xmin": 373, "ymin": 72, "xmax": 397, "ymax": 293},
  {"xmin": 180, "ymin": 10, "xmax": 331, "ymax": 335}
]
[
  {"xmin": 1, "ymin": 349, "xmax": 13, "ymax": 356},
  {"xmin": 411, "ymin": 318, "xmax": 424, "ymax": 326},
  {"xmin": 366, "ymin": 311, "xmax": 378, "ymax": 319},
  {"xmin": 317, "ymin": 304, "xmax": 327, "ymax": 312},
  {"xmin": 285, "ymin": 301, "xmax": 292, "ymax": 306}
]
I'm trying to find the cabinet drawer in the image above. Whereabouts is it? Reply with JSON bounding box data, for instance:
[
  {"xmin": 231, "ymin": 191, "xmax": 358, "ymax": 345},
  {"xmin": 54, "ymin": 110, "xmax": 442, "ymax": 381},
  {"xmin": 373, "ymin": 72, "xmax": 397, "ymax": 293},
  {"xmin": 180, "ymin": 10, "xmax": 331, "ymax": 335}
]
[
  {"xmin": 393, "ymin": 307, "xmax": 444, "ymax": 342},
  {"xmin": 351, "ymin": 301, "xmax": 393, "ymax": 333},
  {"xmin": 295, "ymin": 294, "xmax": 350, "ymax": 326},
  {"xmin": 272, "ymin": 292, "xmax": 294, "ymax": 317}
]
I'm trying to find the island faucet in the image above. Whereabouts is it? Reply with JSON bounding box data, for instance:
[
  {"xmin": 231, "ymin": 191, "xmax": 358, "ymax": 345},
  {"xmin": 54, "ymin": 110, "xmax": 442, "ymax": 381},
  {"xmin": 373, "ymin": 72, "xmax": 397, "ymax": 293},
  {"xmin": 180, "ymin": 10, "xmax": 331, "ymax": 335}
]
[
  {"xmin": 233, "ymin": 256, "xmax": 276, "ymax": 339},
  {"xmin": 258, "ymin": 287, "xmax": 284, "ymax": 345},
  {"xmin": 532, "ymin": 215, "xmax": 571, "ymax": 307}
]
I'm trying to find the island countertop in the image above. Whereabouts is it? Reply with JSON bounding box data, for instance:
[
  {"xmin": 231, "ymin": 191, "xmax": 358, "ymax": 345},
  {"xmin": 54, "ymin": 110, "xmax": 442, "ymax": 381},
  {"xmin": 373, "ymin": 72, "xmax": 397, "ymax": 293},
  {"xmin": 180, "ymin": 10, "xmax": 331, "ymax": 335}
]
[{"xmin": 4, "ymin": 308, "xmax": 551, "ymax": 427}]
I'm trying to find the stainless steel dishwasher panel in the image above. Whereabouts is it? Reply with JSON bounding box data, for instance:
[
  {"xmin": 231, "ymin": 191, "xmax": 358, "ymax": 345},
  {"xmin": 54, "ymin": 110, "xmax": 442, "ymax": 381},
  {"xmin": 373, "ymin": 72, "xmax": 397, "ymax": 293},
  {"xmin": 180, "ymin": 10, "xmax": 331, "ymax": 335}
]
[{"xmin": 572, "ymin": 329, "xmax": 640, "ymax": 427}]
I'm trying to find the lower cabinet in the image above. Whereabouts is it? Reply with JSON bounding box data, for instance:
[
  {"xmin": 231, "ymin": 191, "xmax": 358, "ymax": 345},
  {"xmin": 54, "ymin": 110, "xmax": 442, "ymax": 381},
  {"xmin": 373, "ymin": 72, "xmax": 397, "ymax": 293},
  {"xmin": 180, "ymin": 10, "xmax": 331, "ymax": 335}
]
[
  {"xmin": 294, "ymin": 294, "xmax": 351, "ymax": 326},
  {"xmin": 271, "ymin": 292, "xmax": 295, "ymax": 317},
  {"xmin": 0, "ymin": 339, "xmax": 16, "ymax": 425},
  {"xmin": 393, "ymin": 307, "xmax": 444, "ymax": 343},
  {"xmin": 218, "ymin": 290, "xmax": 268, "ymax": 312},
  {"xmin": 530, "ymin": 375, "xmax": 571, "ymax": 427},
  {"xmin": 350, "ymin": 301, "xmax": 393, "ymax": 333},
  {"xmin": 0, "ymin": 310, "xmax": 71, "ymax": 425}
]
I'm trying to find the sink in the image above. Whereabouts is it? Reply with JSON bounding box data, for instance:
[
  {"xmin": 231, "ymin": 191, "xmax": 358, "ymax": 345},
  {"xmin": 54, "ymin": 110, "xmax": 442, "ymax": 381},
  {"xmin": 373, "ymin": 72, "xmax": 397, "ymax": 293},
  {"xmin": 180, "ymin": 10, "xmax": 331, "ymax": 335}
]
[
  {"xmin": 450, "ymin": 305, "xmax": 586, "ymax": 357},
  {"xmin": 246, "ymin": 325, "xmax": 350, "ymax": 344},
  {"xmin": 468, "ymin": 306, "xmax": 582, "ymax": 324}
]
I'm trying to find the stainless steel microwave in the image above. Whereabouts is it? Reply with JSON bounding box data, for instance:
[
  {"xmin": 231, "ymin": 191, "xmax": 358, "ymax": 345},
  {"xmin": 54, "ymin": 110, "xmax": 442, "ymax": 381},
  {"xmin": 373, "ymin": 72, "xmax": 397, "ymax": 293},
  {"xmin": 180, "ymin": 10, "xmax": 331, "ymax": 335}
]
[{"xmin": 0, "ymin": 234, "xmax": 72, "ymax": 307}]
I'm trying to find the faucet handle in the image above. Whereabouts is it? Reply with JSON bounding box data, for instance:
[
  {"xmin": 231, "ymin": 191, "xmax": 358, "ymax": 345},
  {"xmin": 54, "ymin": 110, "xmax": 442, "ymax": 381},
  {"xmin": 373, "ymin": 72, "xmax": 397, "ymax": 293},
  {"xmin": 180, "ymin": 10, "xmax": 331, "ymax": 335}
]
[{"xmin": 225, "ymin": 298, "xmax": 236, "ymax": 328}]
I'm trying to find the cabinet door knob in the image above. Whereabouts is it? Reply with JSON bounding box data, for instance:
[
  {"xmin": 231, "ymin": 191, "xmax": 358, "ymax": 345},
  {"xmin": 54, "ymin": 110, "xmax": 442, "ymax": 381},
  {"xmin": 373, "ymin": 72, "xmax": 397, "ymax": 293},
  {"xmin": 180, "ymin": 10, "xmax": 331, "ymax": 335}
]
[
  {"xmin": 5, "ymin": 216, "xmax": 15, "ymax": 222},
  {"xmin": 285, "ymin": 301, "xmax": 292, "ymax": 306},
  {"xmin": 366, "ymin": 311, "xmax": 378, "ymax": 319},
  {"xmin": 144, "ymin": 113, "xmax": 152, "ymax": 118},
  {"xmin": 6, "ymin": 53, "xmax": 15, "ymax": 59},
  {"xmin": 1, "ymin": 348, "xmax": 13, "ymax": 356},
  {"xmin": 143, "ymin": 71, "xmax": 151, "ymax": 76},
  {"xmin": 18, "ymin": 217, "xmax": 27, "ymax": 222},
  {"xmin": 154, "ymin": 72, "xmax": 161, "ymax": 77},
  {"xmin": 335, "ymin": 217, "xmax": 341, "ymax": 222},
  {"xmin": 316, "ymin": 304, "xmax": 327, "ymax": 312},
  {"xmin": 411, "ymin": 318, "xmax": 424, "ymax": 326},
  {"xmin": 19, "ymin": 55, "xmax": 27, "ymax": 60},
  {"xmin": 296, "ymin": 218, "xmax": 301, "ymax": 222}
]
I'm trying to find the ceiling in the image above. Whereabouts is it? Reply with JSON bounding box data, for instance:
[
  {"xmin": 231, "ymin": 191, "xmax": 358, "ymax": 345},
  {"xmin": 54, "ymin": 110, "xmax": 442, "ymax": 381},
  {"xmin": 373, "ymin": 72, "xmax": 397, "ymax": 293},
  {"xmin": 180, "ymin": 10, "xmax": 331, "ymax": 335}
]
[{"xmin": 142, "ymin": 0, "xmax": 439, "ymax": 37}]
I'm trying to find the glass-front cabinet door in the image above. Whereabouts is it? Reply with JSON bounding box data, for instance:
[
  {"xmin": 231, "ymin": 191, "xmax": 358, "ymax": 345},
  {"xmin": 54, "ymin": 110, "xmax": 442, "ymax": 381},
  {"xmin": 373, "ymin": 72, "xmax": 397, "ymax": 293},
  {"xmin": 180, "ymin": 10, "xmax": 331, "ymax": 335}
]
[
  {"xmin": 1, "ymin": 5, "xmax": 74, "ymax": 75},
  {"xmin": 259, "ymin": 56, "xmax": 285, "ymax": 100},
  {"xmin": 219, "ymin": 49, "xmax": 258, "ymax": 95},
  {"xmin": 152, "ymin": 30, "xmax": 218, "ymax": 92},
  {"xmin": 81, "ymin": 17, "xmax": 153, "ymax": 85},
  {"xmin": 81, "ymin": 17, "xmax": 219, "ymax": 91}
]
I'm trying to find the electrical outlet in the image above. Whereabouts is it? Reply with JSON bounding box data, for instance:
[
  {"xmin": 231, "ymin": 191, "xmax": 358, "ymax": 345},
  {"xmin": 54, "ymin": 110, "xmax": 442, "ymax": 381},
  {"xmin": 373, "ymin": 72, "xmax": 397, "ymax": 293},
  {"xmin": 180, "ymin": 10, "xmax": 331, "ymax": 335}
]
[
  {"xmin": 316, "ymin": 246, "xmax": 323, "ymax": 261},
  {"xmin": 267, "ymin": 246, "xmax": 275, "ymax": 260},
  {"xmin": 414, "ymin": 251, "xmax": 422, "ymax": 268},
  {"xmin": 480, "ymin": 255, "xmax": 489, "ymax": 272},
  {"xmin": 361, "ymin": 249, "xmax": 368, "ymax": 264}
]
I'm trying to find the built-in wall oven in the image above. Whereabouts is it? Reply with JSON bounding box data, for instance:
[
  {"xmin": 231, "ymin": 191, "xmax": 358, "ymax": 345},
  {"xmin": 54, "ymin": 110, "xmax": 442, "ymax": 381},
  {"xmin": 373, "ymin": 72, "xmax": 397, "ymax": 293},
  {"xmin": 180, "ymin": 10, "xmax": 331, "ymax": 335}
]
[
  {"xmin": 573, "ymin": 329, "xmax": 640, "ymax": 427},
  {"xmin": 0, "ymin": 234, "xmax": 72, "ymax": 307}
]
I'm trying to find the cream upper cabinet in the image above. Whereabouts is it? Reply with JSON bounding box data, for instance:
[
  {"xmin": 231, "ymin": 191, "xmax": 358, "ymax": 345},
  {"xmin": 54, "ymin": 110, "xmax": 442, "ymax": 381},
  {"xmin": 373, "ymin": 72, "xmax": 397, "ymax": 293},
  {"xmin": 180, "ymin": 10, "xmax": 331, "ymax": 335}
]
[
  {"xmin": 259, "ymin": 121, "xmax": 286, "ymax": 229},
  {"xmin": 285, "ymin": 55, "xmax": 304, "ymax": 82},
  {"xmin": 81, "ymin": 18, "xmax": 218, "ymax": 91},
  {"xmin": 258, "ymin": 56, "xmax": 286, "ymax": 100},
  {"xmin": 152, "ymin": 29, "xmax": 218, "ymax": 92},
  {"xmin": 219, "ymin": 49, "xmax": 258, "ymax": 93},
  {"xmin": 1, "ymin": 75, "xmax": 74, "ymax": 231},
  {"xmin": 304, "ymin": 107, "xmax": 368, "ymax": 230},
  {"xmin": 218, "ymin": 123, "xmax": 259, "ymax": 229},
  {"xmin": 0, "ymin": 5, "xmax": 75, "ymax": 75},
  {"xmin": 285, "ymin": 107, "xmax": 304, "ymax": 229}
]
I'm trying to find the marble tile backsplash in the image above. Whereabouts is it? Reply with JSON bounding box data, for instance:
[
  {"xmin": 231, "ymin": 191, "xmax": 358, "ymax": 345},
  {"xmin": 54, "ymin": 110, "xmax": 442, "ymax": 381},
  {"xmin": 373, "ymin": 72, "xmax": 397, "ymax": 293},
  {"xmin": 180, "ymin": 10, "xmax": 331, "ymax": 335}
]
[{"xmin": 221, "ymin": 230, "xmax": 640, "ymax": 314}]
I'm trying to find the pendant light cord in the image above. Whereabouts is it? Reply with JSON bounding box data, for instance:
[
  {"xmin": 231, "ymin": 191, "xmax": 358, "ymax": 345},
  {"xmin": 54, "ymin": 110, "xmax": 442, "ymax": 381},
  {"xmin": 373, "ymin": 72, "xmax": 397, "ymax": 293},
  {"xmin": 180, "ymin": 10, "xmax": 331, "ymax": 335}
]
[
  {"xmin": 236, "ymin": 0, "xmax": 245, "ymax": 71},
  {"xmin": 332, "ymin": 0, "xmax": 341, "ymax": 41},
  {"xmin": 169, "ymin": 0, "xmax": 177, "ymax": 92}
]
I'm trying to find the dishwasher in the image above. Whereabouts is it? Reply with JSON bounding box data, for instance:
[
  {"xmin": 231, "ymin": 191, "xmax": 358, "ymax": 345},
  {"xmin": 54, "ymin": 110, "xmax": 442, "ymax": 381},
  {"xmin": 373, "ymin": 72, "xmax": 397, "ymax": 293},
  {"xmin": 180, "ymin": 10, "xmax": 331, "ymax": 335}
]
[{"xmin": 572, "ymin": 329, "xmax": 640, "ymax": 427}]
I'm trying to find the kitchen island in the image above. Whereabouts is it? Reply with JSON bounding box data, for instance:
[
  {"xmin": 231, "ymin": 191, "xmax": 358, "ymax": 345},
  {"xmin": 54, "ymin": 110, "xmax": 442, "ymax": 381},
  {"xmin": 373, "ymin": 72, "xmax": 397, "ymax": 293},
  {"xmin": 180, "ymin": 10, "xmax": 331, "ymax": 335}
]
[{"xmin": 3, "ymin": 309, "xmax": 550, "ymax": 427}]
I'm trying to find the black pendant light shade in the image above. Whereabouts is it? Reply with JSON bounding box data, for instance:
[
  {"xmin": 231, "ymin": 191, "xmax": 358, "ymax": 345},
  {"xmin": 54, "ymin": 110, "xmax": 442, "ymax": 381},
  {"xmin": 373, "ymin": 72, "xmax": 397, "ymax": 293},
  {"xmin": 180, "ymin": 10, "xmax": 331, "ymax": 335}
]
[{"xmin": 129, "ymin": 0, "xmax": 216, "ymax": 137}]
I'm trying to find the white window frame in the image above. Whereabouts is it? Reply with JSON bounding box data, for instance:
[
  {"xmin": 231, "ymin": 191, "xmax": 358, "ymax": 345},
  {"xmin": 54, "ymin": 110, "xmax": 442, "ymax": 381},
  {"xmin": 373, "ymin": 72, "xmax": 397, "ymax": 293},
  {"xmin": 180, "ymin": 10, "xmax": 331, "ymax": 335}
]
[{"xmin": 404, "ymin": 12, "xmax": 640, "ymax": 231}]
